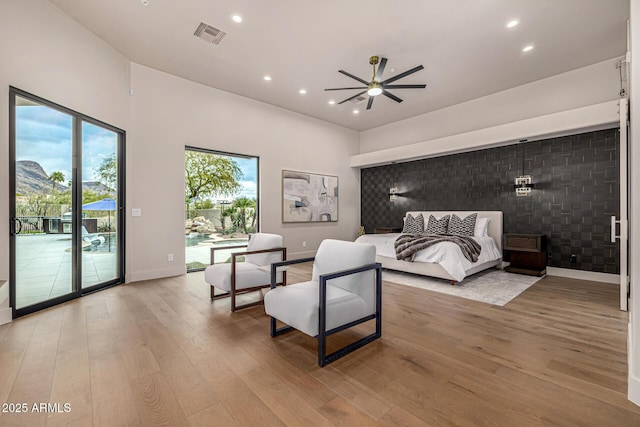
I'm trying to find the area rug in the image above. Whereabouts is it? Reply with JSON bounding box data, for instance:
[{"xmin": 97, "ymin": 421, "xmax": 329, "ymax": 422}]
[{"xmin": 382, "ymin": 269, "xmax": 542, "ymax": 306}]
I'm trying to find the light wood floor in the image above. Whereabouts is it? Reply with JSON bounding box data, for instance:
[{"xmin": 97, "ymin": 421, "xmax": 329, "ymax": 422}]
[{"xmin": 1, "ymin": 265, "xmax": 639, "ymax": 426}]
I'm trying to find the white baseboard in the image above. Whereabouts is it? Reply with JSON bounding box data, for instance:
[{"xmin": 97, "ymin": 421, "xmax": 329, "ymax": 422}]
[
  {"xmin": 546, "ymin": 267, "xmax": 619, "ymax": 284},
  {"xmin": 0, "ymin": 307, "xmax": 12, "ymax": 325},
  {"xmin": 0, "ymin": 280, "xmax": 11, "ymax": 325},
  {"xmin": 630, "ymin": 373, "xmax": 640, "ymax": 407},
  {"xmin": 629, "ymin": 324, "xmax": 640, "ymax": 407}
]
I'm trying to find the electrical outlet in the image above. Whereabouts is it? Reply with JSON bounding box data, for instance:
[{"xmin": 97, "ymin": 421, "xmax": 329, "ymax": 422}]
[
  {"xmin": 302, "ymin": 241, "xmax": 307, "ymax": 248},
  {"xmin": 168, "ymin": 253, "xmax": 174, "ymax": 262}
]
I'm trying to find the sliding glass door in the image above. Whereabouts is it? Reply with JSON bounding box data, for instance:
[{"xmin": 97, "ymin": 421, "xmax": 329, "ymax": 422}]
[
  {"xmin": 11, "ymin": 95, "xmax": 75, "ymax": 309},
  {"xmin": 81, "ymin": 122, "xmax": 120, "ymax": 289},
  {"xmin": 9, "ymin": 88, "xmax": 125, "ymax": 317}
]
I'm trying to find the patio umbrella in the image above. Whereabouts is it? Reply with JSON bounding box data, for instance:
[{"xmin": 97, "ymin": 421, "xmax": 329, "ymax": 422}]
[{"xmin": 82, "ymin": 198, "xmax": 116, "ymax": 251}]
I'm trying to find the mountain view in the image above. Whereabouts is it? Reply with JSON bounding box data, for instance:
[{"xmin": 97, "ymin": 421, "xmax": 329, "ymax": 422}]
[{"xmin": 16, "ymin": 160, "xmax": 112, "ymax": 196}]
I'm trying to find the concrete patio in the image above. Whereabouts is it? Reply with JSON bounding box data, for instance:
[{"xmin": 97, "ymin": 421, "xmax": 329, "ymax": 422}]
[
  {"xmin": 15, "ymin": 233, "xmax": 117, "ymax": 309},
  {"xmin": 15, "ymin": 233, "xmax": 247, "ymax": 308}
]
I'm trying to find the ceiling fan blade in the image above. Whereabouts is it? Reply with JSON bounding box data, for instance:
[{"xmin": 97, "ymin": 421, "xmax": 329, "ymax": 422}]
[
  {"xmin": 374, "ymin": 57, "xmax": 387, "ymax": 82},
  {"xmin": 381, "ymin": 65, "xmax": 424, "ymax": 85},
  {"xmin": 324, "ymin": 87, "xmax": 367, "ymax": 91},
  {"xmin": 338, "ymin": 70, "xmax": 370, "ymax": 86},
  {"xmin": 383, "ymin": 84, "xmax": 427, "ymax": 89},
  {"xmin": 366, "ymin": 96, "xmax": 374, "ymax": 110},
  {"xmin": 382, "ymin": 90, "xmax": 403, "ymax": 103},
  {"xmin": 338, "ymin": 90, "xmax": 368, "ymax": 104}
]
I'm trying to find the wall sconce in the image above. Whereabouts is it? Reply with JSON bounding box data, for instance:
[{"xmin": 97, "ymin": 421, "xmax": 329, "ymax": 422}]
[
  {"xmin": 514, "ymin": 139, "xmax": 534, "ymax": 196},
  {"xmin": 514, "ymin": 175, "xmax": 534, "ymax": 196},
  {"xmin": 388, "ymin": 187, "xmax": 404, "ymax": 202}
]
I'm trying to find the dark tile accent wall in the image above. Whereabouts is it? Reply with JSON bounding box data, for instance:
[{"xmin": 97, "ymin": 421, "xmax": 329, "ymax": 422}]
[{"xmin": 360, "ymin": 129, "xmax": 620, "ymax": 273}]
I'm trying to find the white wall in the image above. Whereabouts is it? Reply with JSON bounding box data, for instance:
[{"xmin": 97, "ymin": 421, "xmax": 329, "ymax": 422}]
[
  {"xmin": 127, "ymin": 64, "xmax": 360, "ymax": 282},
  {"xmin": 0, "ymin": 0, "xmax": 130, "ymax": 323},
  {"xmin": 359, "ymin": 57, "xmax": 622, "ymax": 155},
  {"xmin": 351, "ymin": 100, "xmax": 619, "ymax": 168},
  {"xmin": 628, "ymin": 0, "xmax": 640, "ymax": 407}
]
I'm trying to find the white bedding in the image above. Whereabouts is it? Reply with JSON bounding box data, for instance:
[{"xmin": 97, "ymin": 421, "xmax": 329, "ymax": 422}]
[{"xmin": 355, "ymin": 233, "xmax": 502, "ymax": 282}]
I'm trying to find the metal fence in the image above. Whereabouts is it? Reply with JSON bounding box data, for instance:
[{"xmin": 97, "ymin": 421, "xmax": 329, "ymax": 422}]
[{"xmin": 16, "ymin": 216, "xmax": 45, "ymax": 234}]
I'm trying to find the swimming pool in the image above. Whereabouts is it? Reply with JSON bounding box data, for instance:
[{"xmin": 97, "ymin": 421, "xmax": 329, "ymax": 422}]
[{"xmin": 185, "ymin": 234, "xmax": 248, "ymax": 247}]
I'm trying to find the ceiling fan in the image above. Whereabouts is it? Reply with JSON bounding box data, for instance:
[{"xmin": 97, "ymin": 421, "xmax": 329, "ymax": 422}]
[{"xmin": 324, "ymin": 56, "xmax": 426, "ymax": 110}]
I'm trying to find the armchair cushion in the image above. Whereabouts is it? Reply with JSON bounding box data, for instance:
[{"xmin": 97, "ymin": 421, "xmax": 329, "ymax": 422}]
[
  {"xmin": 265, "ymin": 239, "xmax": 377, "ymax": 336},
  {"xmin": 245, "ymin": 233, "xmax": 284, "ymax": 266},
  {"xmin": 203, "ymin": 232, "xmax": 286, "ymax": 311},
  {"xmin": 265, "ymin": 280, "xmax": 369, "ymax": 337},
  {"xmin": 204, "ymin": 262, "xmax": 283, "ymax": 292},
  {"xmin": 263, "ymin": 239, "xmax": 382, "ymax": 366},
  {"xmin": 311, "ymin": 240, "xmax": 377, "ymax": 313}
]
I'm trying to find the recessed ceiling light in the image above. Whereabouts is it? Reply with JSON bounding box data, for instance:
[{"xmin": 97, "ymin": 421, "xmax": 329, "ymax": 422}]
[
  {"xmin": 522, "ymin": 45, "xmax": 534, "ymax": 52},
  {"xmin": 328, "ymin": 100, "xmax": 336, "ymax": 105},
  {"xmin": 506, "ymin": 19, "xmax": 519, "ymax": 28},
  {"xmin": 263, "ymin": 75, "xmax": 272, "ymax": 81},
  {"xmin": 353, "ymin": 109, "xmax": 359, "ymax": 114},
  {"xmin": 231, "ymin": 14, "xmax": 243, "ymax": 23},
  {"xmin": 299, "ymin": 89, "xmax": 307, "ymax": 94},
  {"xmin": 141, "ymin": 0, "xmax": 149, "ymax": 5}
]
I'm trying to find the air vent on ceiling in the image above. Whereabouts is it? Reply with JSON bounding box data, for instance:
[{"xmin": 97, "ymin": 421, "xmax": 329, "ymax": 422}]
[
  {"xmin": 349, "ymin": 95, "xmax": 368, "ymax": 104},
  {"xmin": 194, "ymin": 22, "xmax": 227, "ymax": 45}
]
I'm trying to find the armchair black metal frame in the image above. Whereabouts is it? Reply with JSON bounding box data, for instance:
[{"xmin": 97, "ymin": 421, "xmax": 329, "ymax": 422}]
[
  {"xmin": 210, "ymin": 245, "xmax": 287, "ymax": 312},
  {"xmin": 269, "ymin": 258, "xmax": 383, "ymax": 367}
]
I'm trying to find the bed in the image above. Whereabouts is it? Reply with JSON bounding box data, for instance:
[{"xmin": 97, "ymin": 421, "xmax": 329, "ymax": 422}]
[{"xmin": 355, "ymin": 211, "xmax": 503, "ymax": 283}]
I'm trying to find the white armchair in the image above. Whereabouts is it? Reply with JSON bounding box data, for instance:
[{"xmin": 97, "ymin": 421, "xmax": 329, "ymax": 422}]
[
  {"xmin": 204, "ymin": 233, "xmax": 286, "ymax": 311},
  {"xmin": 264, "ymin": 239, "xmax": 382, "ymax": 366}
]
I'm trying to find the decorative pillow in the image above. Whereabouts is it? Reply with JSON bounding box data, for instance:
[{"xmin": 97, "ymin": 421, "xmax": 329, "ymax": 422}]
[
  {"xmin": 425, "ymin": 214, "xmax": 450, "ymax": 234},
  {"xmin": 448, "ymin": 213, "xmax": 477, "ymax": 236},
  {"xmin": 402, "ymin": 213, "xmax": 424, "ymax": 234},
  {"xmin": 474, "ymin": 217, "xmax": 490, "ymax": 237}
]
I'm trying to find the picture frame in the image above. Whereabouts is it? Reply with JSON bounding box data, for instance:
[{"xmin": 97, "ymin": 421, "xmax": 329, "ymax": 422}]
[{"xmin": 282, "ymin": 170, "xmax": 338, "ymax": 223}]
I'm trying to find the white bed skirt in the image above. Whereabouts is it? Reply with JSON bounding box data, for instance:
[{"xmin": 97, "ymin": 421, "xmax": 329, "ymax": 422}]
[{"xmin": 376, "ymin": 255, "xmax": 501, "ymax": 282}]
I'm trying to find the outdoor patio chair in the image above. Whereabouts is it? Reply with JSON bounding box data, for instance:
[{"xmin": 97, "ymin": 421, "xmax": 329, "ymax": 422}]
[
  {"xmin": 264, "ymin": 239, "xmax": 382, "ymax": 366},
  {"xmin": 204, "ymin": 233, "xmax": 286, "ymax": 311},
  {"xmin": 82, "ymin": 226, "xmax": 105, "ymax": 247}
]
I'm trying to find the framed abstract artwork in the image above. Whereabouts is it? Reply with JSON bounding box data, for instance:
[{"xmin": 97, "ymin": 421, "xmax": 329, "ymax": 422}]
[{"xmin": 282, "ymin": 170, "xmax": 338, "ymax": 223}]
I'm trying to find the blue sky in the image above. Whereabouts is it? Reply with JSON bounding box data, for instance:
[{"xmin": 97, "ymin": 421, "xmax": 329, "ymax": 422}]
[
  {"xmin": 16, "ymin": 105, "xmax": 116, "ymax": 184},
  {"xmin": 220, "ymin": 156, "xmax": 257, "ymax": 201}
]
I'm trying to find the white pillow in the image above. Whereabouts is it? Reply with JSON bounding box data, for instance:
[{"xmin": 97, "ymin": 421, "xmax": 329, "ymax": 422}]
[{"xmin": 474, "ymin": 217, "xmax": 490, "ymax": 237}]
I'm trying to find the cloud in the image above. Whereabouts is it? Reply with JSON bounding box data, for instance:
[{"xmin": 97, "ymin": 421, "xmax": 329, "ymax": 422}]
[
  {"xmin": 235, "ymin": 157, "xmax": 257, "ymax": 182},
  {"xmin": 15, "ymin": 106, "xmax": 118, "ymax": 184}
]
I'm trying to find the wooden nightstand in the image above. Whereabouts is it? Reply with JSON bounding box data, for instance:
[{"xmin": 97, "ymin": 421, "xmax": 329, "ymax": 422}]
[
  {"xmin": 374, "ymin": 226, "xmax": 402, "ymax": 234},
  {"xmin": 503, "ymin": 234, "xmax": 547, "ymax": 276}
]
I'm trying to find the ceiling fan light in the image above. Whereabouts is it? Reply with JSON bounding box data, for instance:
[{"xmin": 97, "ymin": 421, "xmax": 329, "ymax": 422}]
[{"xmin": 367, "ymin": 83, "xmax": 383, "ymax": 96}]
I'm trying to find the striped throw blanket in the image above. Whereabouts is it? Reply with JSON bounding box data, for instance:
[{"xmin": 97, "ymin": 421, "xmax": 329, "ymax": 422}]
[{"xmin": 394, "ymin": 233, "xmax": 481, "ymax": 263}]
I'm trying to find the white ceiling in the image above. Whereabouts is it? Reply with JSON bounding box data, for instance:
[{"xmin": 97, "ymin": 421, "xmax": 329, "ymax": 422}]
[{"xmin": 49, "ymin": 0, "xmax": 629, "ymax": 132}]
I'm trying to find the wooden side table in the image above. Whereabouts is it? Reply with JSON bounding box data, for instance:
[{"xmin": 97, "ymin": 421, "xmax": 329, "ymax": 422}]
[
  {"xmin": 504, "ymin": 234, "xmax": 547, "ymax": 276},
  {"xmin": 374, "ymin": 226, "xmax": 402, "ymax": 234}
]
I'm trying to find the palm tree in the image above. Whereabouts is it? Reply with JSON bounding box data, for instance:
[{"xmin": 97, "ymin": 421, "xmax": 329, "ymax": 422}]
[
  {"xmin": 220, "ymin": 205, "xmax": 235, "ymax": 234},
  {"xmin": 231, "ymin": 197, "xmax": 256, "ymax": 233},
  {"xmin": 49, "ymin": 171, "xmax": 65, "ymax": 190}
]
